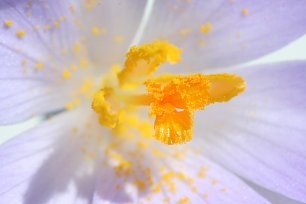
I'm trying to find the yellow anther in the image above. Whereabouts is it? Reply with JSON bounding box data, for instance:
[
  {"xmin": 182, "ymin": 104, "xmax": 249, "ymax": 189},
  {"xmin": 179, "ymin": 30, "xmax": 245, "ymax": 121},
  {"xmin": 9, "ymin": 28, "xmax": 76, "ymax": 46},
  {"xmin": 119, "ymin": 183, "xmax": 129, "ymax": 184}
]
[
  {"xmin": 62, "ymin": 70, "xmax": 72, "ymax": 79},
  {"xmin": 4, "ymin": 20, "xmax": 13, "ymax": 27},
  {"xmin": 118, "ymin": 40, "xmax": 182, "ymax": 86},
  {"xmin": 16, "ymin": 30, "xmax": 26, "ymax": 38},
  {"xmin": 200, "ymin": 22, "xmax": 213, "ymax": 33}
]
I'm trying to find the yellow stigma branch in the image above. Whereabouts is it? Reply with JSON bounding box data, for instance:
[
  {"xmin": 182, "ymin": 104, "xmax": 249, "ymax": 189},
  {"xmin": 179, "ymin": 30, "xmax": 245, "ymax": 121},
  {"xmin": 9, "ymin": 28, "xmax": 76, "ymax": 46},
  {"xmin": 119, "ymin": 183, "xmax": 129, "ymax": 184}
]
[{"xmin": 92, "ymin": 41, "xmax": 246, "ymax": 145}]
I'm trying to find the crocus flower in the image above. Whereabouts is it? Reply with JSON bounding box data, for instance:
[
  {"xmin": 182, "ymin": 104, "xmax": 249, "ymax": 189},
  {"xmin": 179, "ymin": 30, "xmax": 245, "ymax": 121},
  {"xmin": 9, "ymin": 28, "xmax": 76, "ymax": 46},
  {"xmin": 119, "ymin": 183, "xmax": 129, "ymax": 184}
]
[{"xmin": 1, "ymin": 1, "xmax": 306, "ymax": 204}]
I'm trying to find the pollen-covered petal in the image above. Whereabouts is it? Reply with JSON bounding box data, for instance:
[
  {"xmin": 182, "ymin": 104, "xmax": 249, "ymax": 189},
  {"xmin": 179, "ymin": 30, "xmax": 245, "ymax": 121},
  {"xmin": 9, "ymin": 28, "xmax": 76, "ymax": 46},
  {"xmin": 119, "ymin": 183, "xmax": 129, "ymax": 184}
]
[
  {"xmin": 93, "ymin": 141, "xmax": 269, "ymax": 204},
  {"xmin": 0, "ymin": 110, "xmax": 97, "ymax": 204},
  {"xmin": 118, "ymin": 40, "xmax": 182, "ymax": 86},
  {"xmin": 139, "ymin": 0, "xmax": 306, "ymax": 69},
  {"xmin": 195, "ymin": 61, "xmax": 306, "ymax": 202},
  {"xmin": 159, "ymin": 149, "xmax": 270, "ymax": 204},
  {"xmin": 90, "ymin": 129, "xmax": 269, "ymax": 203}
]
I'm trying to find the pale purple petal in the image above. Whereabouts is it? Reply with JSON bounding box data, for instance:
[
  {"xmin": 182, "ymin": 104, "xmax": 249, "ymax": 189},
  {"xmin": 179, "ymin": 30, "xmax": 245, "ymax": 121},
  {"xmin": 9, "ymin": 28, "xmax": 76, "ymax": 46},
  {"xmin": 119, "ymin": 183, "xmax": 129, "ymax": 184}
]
[
  {"xmin": 0, "ymin": 0, "xmax": 79, "ymax": 70},
  {"xmin": 0, "ymin": 0, "xmax": 148, "ymax": 124},
  {"xmin": 77, "ymin": 0, "xmax": 147, "ymax": 70},
  {"xmin": 249, "ymin": 182, "xmax": 305, "ymax": 204},
  {"xmin": 0, "ymin": 110, "xmax": 96, "ymax": 204},
  {"xmin": 194, "ymin": 61, "xmax": 306, "ymax": 202},
  {"xmin": 92, "ymin": 142, "xmax": 269, "ymax": 204},
  {"xmin": 0, "ymin": 0, "xmax": 81, "ymax": 124},
  {"xmin": 140, "ymin": 0, "xmax": 306, "ymax": 69}
]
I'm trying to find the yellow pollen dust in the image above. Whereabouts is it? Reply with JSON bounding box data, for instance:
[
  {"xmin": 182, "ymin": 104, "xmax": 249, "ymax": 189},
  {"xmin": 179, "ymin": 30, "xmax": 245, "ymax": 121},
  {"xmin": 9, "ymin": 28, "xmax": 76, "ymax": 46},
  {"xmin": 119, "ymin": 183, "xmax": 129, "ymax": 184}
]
[
  {"xmin": 62, "ymin": 70, "xmax": 72, "ymax": 79},
  {"xmin": 92, "ymin": 41, "xmax": 246, "ymax": 145},
  {"xmin": 53, "ymin": 21, "xmax": 59, "ymax": 28},
  {"xmin": 16, "ymin": 30, "xmax": 26, "ymax": 38},
  {"xmin": 200, "ymin": 22, "xmax": 213, "ymax": 33},
  {"xmin": 4, "ymin": 20, "xmax": 13, "ymax": 27},
  {"xmin": 242, "ymin": 8, "xmax": 249, "ymax": 16},
  {"xmin": 36, "ymin": 63, "xmax": 44, "ymax": 70},
  {"xmin": 65, "ymin": 98, "xmax": 81, "ymax": 110},
  {"xmin": 91, "ymin": 26, "xmax": 101, "ymax": 35},
  {"xmin": 114, "ymin": 35, "xmax": 124, "ymax": 43},
  {"xmin": 179, "ymin": 28, "xmax": 192, "ymax": 36}
]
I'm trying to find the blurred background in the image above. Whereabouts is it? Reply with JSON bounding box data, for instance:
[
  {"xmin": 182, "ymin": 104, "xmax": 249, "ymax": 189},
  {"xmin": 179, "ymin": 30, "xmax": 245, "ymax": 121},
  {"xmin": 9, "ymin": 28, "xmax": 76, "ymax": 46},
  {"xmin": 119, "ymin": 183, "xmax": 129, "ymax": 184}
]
[{"xmin": 1, "ymin": 35, "xmax": 306, "ymax": 144}]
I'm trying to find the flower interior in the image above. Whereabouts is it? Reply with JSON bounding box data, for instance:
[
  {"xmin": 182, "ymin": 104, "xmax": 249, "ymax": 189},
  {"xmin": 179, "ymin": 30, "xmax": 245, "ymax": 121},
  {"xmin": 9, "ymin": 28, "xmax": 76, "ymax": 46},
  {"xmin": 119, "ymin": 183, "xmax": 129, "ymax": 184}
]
[{"xmin": 91, "ymin": 41, "xmax": 246, "ymax": 145}]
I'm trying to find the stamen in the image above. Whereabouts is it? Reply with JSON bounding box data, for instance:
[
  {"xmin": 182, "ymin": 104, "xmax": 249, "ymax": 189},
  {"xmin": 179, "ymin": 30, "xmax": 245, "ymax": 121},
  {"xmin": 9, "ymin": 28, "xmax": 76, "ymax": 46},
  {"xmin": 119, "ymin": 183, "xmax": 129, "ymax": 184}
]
[
  {"xmin": 117, "ymin": 40, "xmax": 182, "ymax": 87},
  {"xmin": 91, "ymin": 41, "xmax": 246, "ymax": 145},
  {"xmin": 92, "ymin": 88, "xmax": 121, "ymax": 128}
]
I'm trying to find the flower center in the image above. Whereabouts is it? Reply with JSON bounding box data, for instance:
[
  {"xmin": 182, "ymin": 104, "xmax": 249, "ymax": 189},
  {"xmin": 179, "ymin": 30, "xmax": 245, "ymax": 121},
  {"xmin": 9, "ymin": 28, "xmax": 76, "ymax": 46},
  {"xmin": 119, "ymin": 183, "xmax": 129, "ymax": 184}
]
[{"xmin": 92, "ymin": 41, "xmax": 246, "ymax": 145}]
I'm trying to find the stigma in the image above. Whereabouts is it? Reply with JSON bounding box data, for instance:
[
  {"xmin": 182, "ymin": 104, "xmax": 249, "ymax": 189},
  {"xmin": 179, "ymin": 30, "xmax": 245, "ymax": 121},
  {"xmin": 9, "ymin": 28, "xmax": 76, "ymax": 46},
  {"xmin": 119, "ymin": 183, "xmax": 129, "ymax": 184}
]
[{"xmin": 92, "ymin": 41, "xmax": 246, "ymax": 145}]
